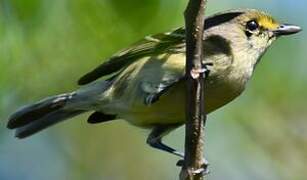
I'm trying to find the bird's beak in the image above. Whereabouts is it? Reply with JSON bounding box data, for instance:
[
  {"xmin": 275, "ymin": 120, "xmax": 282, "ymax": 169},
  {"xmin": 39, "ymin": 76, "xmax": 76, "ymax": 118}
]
[{"xmin": 273, "ymin": 24, "xmax": 302, "ymax": 36}]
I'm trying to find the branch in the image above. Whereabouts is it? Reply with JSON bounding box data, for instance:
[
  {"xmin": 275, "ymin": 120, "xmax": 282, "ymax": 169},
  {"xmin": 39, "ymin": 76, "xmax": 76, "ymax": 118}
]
[{"xmin": 180, "ymin": 0, "xmax": 208, "ymax": 180}]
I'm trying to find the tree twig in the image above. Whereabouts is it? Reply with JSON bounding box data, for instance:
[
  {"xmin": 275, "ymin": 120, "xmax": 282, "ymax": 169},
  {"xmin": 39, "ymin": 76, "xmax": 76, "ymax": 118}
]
[{"xmin": 180, "ymin": 0, "xmax": 208, "ymax": 180}]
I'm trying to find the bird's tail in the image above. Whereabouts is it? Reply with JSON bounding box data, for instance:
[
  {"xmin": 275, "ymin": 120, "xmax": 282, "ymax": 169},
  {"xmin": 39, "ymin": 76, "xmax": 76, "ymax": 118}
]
[
  {"xmin": 7, "ymin": 93, "xmax": 86, "ymax": 138},
  {"xmin": 7, "ymin": 81, "xmax": 112, "ymax": 138}
]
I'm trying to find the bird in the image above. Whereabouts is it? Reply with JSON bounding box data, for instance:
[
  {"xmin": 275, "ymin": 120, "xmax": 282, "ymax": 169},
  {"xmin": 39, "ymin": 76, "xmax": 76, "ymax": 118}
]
[{"xmin": 7, "ymin": 9, "xmax": 301, "ymax": 158}]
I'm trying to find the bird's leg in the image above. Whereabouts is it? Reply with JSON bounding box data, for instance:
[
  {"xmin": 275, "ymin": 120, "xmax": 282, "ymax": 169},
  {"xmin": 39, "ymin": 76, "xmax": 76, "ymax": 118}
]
[
  {"xmin": 146, "ymin": 125, "xmax": 184, "ymax": 158},
  {"xmin": 147, "ymin": 125, "xmax": 209, "ymax": 175}
]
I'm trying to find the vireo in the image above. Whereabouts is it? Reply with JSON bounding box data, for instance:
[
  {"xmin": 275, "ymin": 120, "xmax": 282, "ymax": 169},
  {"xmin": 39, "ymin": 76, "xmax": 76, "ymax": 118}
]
[{"xmin": 7, "ymin": 9, "xmax": 301, "ymax": 158}]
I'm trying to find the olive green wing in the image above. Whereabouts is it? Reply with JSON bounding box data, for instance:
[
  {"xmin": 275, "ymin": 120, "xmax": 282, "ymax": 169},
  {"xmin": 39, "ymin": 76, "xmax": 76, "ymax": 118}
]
[
  {"xmin": 77, "ymin": 10, "xmax": 246, "ymax": 85},
  {"xmin": 78, "ymin": 28, "xmax": 185, "ymax": 85}
]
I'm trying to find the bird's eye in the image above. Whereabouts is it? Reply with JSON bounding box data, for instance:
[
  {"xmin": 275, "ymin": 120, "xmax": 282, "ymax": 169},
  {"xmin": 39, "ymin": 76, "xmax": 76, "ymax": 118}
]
[{"xmin": 246, "ymin": 20, "xmax": 259, "ymax": 31}]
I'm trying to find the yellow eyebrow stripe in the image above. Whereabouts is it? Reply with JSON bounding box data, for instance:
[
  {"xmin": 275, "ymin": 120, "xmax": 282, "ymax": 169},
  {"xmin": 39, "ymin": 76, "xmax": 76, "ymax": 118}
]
[{"xmin": 257, "ymin": 15, "xmax": 279, "ymax": 30}]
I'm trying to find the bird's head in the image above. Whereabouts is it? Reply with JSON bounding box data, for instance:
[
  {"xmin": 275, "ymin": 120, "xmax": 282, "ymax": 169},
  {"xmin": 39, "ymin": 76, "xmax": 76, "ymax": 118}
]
[{"xmin": 205, "ymin": 9, "xmax": 302, "ymax": 57}]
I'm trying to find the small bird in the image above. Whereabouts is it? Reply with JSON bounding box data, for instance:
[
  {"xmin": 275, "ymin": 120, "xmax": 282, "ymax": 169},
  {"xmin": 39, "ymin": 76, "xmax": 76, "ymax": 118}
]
[{"xmin": 7, "ymin": 9, "xmax": 301, "ymax": 158}]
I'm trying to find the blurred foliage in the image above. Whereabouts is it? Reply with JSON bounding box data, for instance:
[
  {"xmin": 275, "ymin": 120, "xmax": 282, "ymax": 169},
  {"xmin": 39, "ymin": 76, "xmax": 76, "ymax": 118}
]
[{"xmin": 0, "ymin": 0, "xmax": 306, "ymax": 180}]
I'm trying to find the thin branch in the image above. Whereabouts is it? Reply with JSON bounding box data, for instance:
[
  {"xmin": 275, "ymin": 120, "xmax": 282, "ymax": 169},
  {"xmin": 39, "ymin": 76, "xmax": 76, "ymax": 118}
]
[{"xmin": 180, "ymin": 0, "xmax": 208, "ymax": 180}]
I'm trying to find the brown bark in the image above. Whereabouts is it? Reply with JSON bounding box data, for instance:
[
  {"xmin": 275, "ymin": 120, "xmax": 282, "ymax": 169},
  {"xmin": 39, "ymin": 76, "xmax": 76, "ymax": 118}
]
[{"xmin": 179, "ymin": 0, "xmax": 208, "ymax": 180}]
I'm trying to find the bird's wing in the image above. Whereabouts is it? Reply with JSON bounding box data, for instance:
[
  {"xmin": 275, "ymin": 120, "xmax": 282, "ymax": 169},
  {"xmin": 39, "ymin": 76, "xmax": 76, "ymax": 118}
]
[
  {"xmin": 77, "ymin": 10, "xmax": 245, "ymax": 85},
  {"xmin": 78, "ymin": 28, "xmax": 185, "ymax": 85},
  {"xmin": 142, "ymin": 76, "xmax": 185, "ymax": 105}
]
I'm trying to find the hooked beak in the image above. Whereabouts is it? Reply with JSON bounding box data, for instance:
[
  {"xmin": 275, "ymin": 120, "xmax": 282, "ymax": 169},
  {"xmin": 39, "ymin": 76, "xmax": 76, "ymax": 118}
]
[{"xmin": 273, "ymin": 24, "xmax": 302, "ymax": 36}]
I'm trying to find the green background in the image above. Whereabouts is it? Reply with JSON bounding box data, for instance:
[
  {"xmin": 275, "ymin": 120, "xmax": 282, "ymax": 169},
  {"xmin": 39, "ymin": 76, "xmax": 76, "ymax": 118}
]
[{"xmin": 0, "ymin": 0, "xmax": 306, "ymax": 179}]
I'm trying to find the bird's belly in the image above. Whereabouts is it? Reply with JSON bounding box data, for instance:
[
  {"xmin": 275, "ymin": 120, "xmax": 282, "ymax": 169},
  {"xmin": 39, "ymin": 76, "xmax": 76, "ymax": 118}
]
[{"xmin": 118, "ymin": 79, "xmax": 245, "ymax": 127}]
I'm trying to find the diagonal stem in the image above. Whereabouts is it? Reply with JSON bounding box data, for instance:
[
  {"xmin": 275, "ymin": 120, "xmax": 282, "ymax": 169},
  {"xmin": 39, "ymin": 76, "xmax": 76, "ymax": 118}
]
[{"xmin": 180, "ymin": 0, "xmax": 208, "ymax": 180}]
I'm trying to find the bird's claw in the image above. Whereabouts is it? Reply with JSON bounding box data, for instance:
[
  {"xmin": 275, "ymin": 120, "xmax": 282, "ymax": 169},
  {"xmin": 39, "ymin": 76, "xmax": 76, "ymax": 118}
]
[
  {"xmin": 192, "ymin": 162, "xmax": 210, "ymax": 176},
  {"xmin": 176, "ymin": 159, "xmax": 184, "ymax": 167},
  {"xmin": 190, "ymin": 62, "xmax": 212, "ymax": 79},
  {"xmin": 203, "ymin": 62, "xmax": 213, "ymax": 78},
  {"xmin": 176, "ymin": 158, "xmax": 210, "ymax": 176}
]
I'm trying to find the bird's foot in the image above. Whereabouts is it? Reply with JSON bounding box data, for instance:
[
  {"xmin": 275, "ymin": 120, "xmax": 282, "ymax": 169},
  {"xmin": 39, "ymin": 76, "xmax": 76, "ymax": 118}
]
[{"xmin": 176, "ymin": 158, "xmax": 209, "ymax": 176}]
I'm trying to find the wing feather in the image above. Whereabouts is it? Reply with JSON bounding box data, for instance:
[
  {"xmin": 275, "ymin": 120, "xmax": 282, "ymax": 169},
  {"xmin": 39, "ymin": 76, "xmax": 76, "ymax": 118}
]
[
  {"xmin": 78, "ymin": 10, "xmax": 245, "ymax": 85},
  {"xmin": 78, "ymin": 28, "xmax": 185, "ymax": 85}
]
